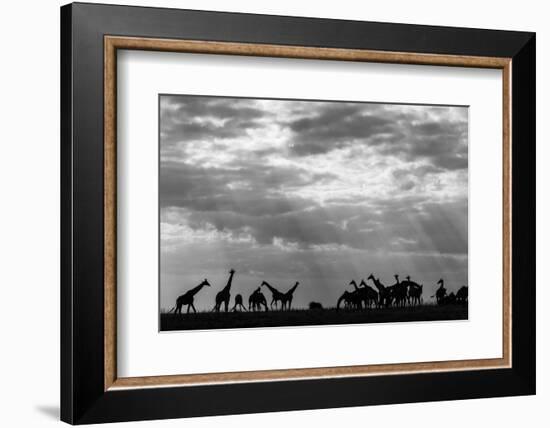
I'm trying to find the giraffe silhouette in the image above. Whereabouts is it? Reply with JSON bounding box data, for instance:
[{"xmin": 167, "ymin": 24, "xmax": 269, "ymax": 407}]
[
  {"xmin": 385, "ymin": 276, "xmax": 396, "ymax": 306},
  {"xmin": 248, "ymin": 287, "xmax": 268, "ymax": 311},
  {"xmin": 456, "ymin": 285, "xmax": 468, "ymax": 304},
  {"xmin": 408, "ymin": 283, "xmax": 423, "ymax": 306},
  {"xmin": 336, "ymin": 290, "xmax": 361, "ymax": 311},
  {"xmin": 261, "ymin": 281, "xmax": 284, "ymax": 309},
  {"xmin": 170, "ymin": 279, "xmax": 210, "ymax": 314},
  {"xmin": 434, "ymin": 278, "xmax": 447, "ymax": 305},
  {"xmin": 261, "ymin": 281, "xmax": 299, "ymax": 310},
  {"xmin": 389, "ymin": 274, "xmax": 407, "ymax": 307},
  {"xmin": 402, "ymin": 275, "xmax": 422, "ymax": 306},
  {"xmin": 349, "ymin": 280, "xmax": 366, "ymax": 309},
  {"xmin": 282, "ymin": 282, "xmax": 299, "ymax": 310},
  {"xmin": 231, "ymin": 294, "xmax": 247, "ymax": 312},
  {"xmin": 359, "ymin": 279, "xmax": 379, "ymax": 308},
  {"xmin": 367, "ymin": 274, "xmax": 390, "ymax": 308},
  {"xmin": 213, "ymin": 269, "xmax": 235, "ymax": 312}
]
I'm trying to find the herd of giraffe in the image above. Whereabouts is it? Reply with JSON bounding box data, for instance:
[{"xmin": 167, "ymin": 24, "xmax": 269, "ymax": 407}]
[
  {"xmin": 169, "ymin": 269, "xmax": 300, "ymax": 314},
  {"xmin": 168, "ymin": 269, "xmax": 468, "ymax": 315},
  {"xmin": 336, "ymin": 274, "xmax": 468, "ymax": 310}
]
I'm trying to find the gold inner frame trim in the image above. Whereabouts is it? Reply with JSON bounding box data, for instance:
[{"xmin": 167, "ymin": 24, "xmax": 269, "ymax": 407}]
[{"xmin": 104, "ymin": 35, "xmax": 512, "ymax": 391}]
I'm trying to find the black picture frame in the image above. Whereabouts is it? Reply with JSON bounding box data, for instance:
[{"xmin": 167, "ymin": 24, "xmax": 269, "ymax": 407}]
[{"xmin": 61, "ymin": 2, "xmax": 535, "ymax": 424}]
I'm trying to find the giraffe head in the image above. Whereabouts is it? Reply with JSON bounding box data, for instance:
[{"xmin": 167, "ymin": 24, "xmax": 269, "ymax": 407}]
[{"xmin": 229, "ymin": 269, "xmax": 235, "ymax": 275}]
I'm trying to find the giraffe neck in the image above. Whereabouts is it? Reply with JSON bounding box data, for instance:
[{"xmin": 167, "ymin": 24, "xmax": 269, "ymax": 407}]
[
  {"xmin": 263, "ymin": 282, "xmax": 281, "ymax": 296},
  {"xmin": 286, "ymin": 282, "xmax": 299, "ymax": 295},
  {"xmin": 189, "ymin": 283, "xmax": 205, "ymax": 296},
  {"xmin": 222, "ymin": 271, "xmax": 235, "ymax": 292}
]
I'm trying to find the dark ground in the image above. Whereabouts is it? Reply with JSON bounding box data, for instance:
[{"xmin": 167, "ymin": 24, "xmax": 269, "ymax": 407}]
[{"xmin": 160, "ymin": 304, "xmax": 468, "ymax": 331}]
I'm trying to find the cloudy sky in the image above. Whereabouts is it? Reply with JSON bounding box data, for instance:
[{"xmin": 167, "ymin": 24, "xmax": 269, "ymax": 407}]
[{"xmin": 159, "ymin": 94, "xmax": 468, "ymax": 311}]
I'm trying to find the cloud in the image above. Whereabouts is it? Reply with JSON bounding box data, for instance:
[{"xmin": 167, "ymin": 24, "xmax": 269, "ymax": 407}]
[
  {"xmin": 286, "ymin": 102, "xmax": 468, "ymax": 172},
  {"xmin": 286, "ymin": 104, "xmax": 394, "ymax": 155},
  {"xmin": 160, "ymin": 96, "xmax": 272, "ymax": 159},
  {"xmin": 159, "ymin": 160, "xmax": 331, "ymax": 216},
  {"xmin": 162, "ymin": 95, "xmax": 267, "ymax": 121}
]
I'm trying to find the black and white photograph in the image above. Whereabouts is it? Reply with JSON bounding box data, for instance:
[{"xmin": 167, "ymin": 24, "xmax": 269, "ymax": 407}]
[{"xmin": 159, "ymin": 94, "xmax": 469, "ymax": 331}]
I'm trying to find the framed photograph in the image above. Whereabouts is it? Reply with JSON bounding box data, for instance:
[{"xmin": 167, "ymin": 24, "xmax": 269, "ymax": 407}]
[
  {"xmin": 157, "ymin": 93, "xmax": 471, "ymax": 332},
  {"xmin": 61, "ymin": 2, "xmax": 535, "ymax": 424}
]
